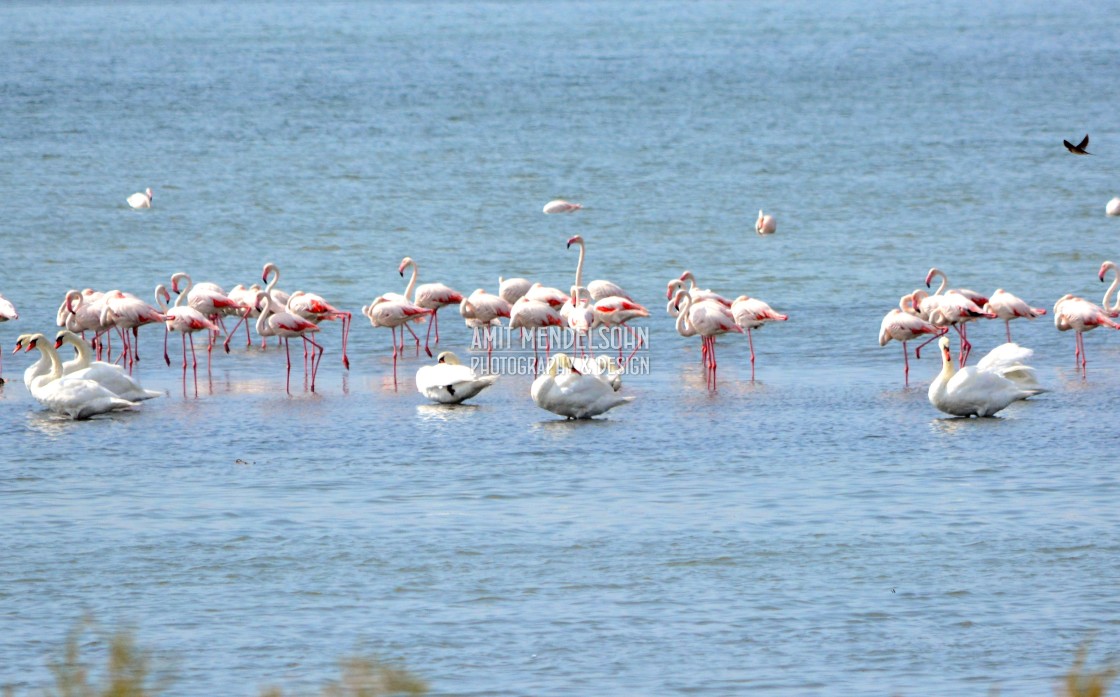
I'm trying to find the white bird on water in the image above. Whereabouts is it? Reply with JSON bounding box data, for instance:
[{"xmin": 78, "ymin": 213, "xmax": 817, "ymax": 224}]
[
  {"xmin": 531, "ymin": 354, "xmax": 633, "ymax": 419},
  {"xmin": 415, "ymin": 351, "xmax": 498, "ymax": 405},
  {"xmin": 1107, "ymin": 197, "xmax": 1120, "ymax": 217},
  {"xmin": 543, "ymin": 199, "xmax": 582, "ymax": 214},
  {"xmin": 927, "ymin": 336, "xmax": 1043, "ymax": 417},
  {"xmin": 127, "ymin": 187, "xmax": 153, "ymax": 209}
]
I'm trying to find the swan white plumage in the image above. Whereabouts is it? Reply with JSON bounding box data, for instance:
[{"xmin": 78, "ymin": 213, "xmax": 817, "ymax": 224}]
[
  {"xmin": 415, "ymin": 351, "xmax": 499, "ymax": 404},
  {"xmin": 1107, "ymin": 197, "xmax": 1120, "ymax": 217},
  {"xmin": 22, "ymin": 333, "xmax": 138, "ymax": 419},
  {"xmin": 127, "ymin": 187, "xmax": 153, "ymax": 209},
  {"xmin": 54, "ymin": 330, "xmax": 162, "ymax": 401},
  {"xmin": 927, "ymin": 336, "xmax": 1043, "ymax": 417},
  {"xmin": 531, "ymin": 354, "xmax": 633, "ymax": 419}
]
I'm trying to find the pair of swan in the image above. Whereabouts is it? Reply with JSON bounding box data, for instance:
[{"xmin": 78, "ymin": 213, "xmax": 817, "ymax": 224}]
[
  {"xmin": 17, "ymin": 331, "xmax": 161, "ymax": 419},
  {"xmin": 531, "ymin": 354, "xmax": 632, "ymax": 419},
  {"xmin": 928, "ymin": 336, "xmax": 1044, "ymax": 417}
]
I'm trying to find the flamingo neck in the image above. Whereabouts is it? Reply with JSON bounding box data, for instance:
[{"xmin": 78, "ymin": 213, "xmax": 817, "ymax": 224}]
[
  {"xmin": 403, "ymin": 261, "xmax": 419, "ymax": 301},
  {"xmin": 572, "ymin": 240, "xmax": 586, "ymax": 289},
  {"xmin": 931, "ymin": 270, "xmax": 947, "ymax": 296},
  {"xmin": 674, "ymin": 293, "xmax": 695, "ymax": 336},
  {"xmin": 1102, "ymin": 266, "xmax": 1120, "ymax": 313}
]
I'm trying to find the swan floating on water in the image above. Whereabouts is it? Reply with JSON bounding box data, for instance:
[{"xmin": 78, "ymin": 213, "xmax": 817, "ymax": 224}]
[
  {"xmin": 531, "ymin": 354, "xmax": 632, "ymax": 419},
  {"xmin": 927, "ymin": 336, "xmax": 1043, "ymax": 417},
  {"xmin": 415, "ymin": 351, "xmax": 498, "ymax": 404}
]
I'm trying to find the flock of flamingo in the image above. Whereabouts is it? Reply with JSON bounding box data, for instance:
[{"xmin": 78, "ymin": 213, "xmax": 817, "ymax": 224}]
[{"xmin": 1, "ymin": 191, "xmax": 1119, "ymax": 419}]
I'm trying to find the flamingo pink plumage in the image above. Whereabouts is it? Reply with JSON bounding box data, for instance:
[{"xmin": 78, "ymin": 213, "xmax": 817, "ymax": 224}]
[
  {"xmin": 509, "ymin": 296, "xmax": 564, "ymax": 372},
  {"xmin": 99, "ymin": 290, "xmax": 166, "ymax": 371},
  {"xmin": 731, "ymin": 294, "xmax": 788, "ymax": 381},
  {"xmin": 879, "ymin": 292, "xmax": 943, "ymax": 385},
  {"xmin": 252, "ymin": 289, "xmax": 324, "ymax": 393},
  {"xmin": 1053, "ymin": 293, "xmax": 1120, "ymax": 377},
  {"xmin": 673, "ymin": 290, "xmax": 742, "ymax": 389},
  {"xmin": 399, "ymin": 256, "xmax": 463, "ymax": 355},
  {"xmin": 983, "ymin": 289, "xmax": 1047, "ymax": 342},
  {"xmin": 567, "ymin": 235, "xmax": 633, "ymax": 301},
  {"xmin": 155, "ymin": 284, "xmax": 221, "ymax": 385},
  {"xmin": 364, "ymin": 295, "xmax": 432, "ymax": 389}
]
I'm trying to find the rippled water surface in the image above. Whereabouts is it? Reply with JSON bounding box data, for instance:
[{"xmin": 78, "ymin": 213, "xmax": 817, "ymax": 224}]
[{"xmin": 4, "ymin": 1, "xmax": 1120, "ymax": 695}]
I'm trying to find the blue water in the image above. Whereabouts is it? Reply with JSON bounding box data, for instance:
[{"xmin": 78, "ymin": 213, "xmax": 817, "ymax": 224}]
[{"xmin": 4, "ymin": 1, "xmax": 1120, "ymax": 694}]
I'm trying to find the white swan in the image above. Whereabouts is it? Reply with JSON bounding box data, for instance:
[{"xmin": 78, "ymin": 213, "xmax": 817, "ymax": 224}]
[
  {"xmin": 22, "ymin": 333, "xmax": 138, "ymax": 419},
  {"xmin": 415, "ymin": 351, "xmax": 499, "ymax": 404},
  {"xmin": 531, "ymin": 354, "xmax": 633, "ymax": 419},
  {"xmin": 54, "ymin": 330, "xmax": 162, "ymax": 401},
  {"xmin": 1107, "ymin": 197, "xmax": 1120, "ymax": 217},
  {"xmin": 927, "ymin": 336, "xmax": 1043, "ymax": 417},
  {"xmin": 127, "ymin": 187, "xmax": 153, "ymax": 209},
  {"xmin": 15, "ymin": 333, "xmax": 52, "ymax": 389}
]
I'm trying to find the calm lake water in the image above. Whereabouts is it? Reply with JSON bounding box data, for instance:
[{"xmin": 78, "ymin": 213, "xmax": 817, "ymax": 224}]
[{"xmin": 3, "ymin": 1, "xmax": 1120, "ymax": 695}]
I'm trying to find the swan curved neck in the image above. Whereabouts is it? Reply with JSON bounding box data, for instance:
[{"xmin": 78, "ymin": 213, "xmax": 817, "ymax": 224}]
[
  {"xmin": 34, "ymin": 337, "xmax": 65, "ymax": 381},
  {"xmin": 64, "ymin": 334, "xmax": 93, "ymax": 368}
]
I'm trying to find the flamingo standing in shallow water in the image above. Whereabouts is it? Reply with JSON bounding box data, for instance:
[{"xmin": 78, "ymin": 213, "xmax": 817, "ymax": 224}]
[
  {"xmin": 983, "ymin": 289, "xmax": 1047, "ymax": 342},
  {"xmin": 252, "ymin": 290, "xmax": 324, "ymax": 393},
  {"xmin": 99, "ymin": 290, "xmax": 165, "ymax": 371},
  {"xmin": 399, "ymin": 256, "xmax": 463, "ymax": 355},
  {"xmin": 879, "ymin": 292, "xmax": 944, "ymax": 385},
  {"xmin": 673, "ymin": 290, "xmax": 742, "ymax": 389},
  {"xmin": 364, "ymin": 295, "xmax": 432, "ymax": 389},
  {"xmin": 459, "ymin": 289, "xmax": 512, "ymax": 357},
  {"xmin": 731, "ymin": 293, "xmax": 788, "ymax": 381},
  {"xmin": 509, "ymin": 296, "xmax": 564, "ymax": 372},
  {"xmin": 1053, "ymin": 293, "xmax": 1120, "ymax": 378},
  {"xmin": 155, "ymin": 284, "xmax": 221, "ymax": 378}
]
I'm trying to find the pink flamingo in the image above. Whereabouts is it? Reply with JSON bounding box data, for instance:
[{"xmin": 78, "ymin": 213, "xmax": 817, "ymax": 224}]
[
  {"xmin": 399, "ymin": 256, "xmax": 463, "ymax": 355},
  {"xmin": 0, "ymin": 292, "xmax": 17, "ymax": 383},
  {"xmin": 523, "ymin": 283, "xmax": 570, "ymax": 310},
  {"xmin": 912, "ymin": 289, "xmax": 993, "ymax": 366},
  {"xmin": 249, "ymin": 290, "xmax": 324, "ymax": 393},
  {"xmin": 879, "ymin": 292, "xmax": 943, "ymax": 385},
  {"xmin": 672, "ymin": 271, "xmax": 733, "ymax": 307},
  {"xmin": 364, "ymin": 295, "xmax": 432, "ymax": 389},
  {"xmin": 498, "ymin": 277, "xmax": 533, "ymax": 305},
  {"xmin": 673, "ymin": 289, "xmax": 742, "ymax": 389},
  {"xmin": 226, "ymin": 283, "xmax": 264, "ymax": 347},
  {"xmin": 155, "ymin": 283, "xmax": 221, "ymax": 390},
  {"xmin": 99, "ymin": 290, "xmax": 166, "ymax": 371},
  {"xmin": 1053, "ymin": 293, "xmax": 1120, "ymax": 377},
  {"xmin": 510, "ymin": 296, "xmax": 564, "ymax": 372},
  {"xmin": 567, "ymin": 235, "xmax": 633, "ymax": 301},
  {"xmin": 543, "ymin": 199, "xmax": 581, "ymax": 214},
  {"xmin": 171, "ymin": 272, "xmax": 246, "ymax": 365},
  {"xmin": 59, "ymin": 289, "xmax": 114, "ymax": 359},
  {"xmin": 755, "ymin": 210, "xmax": 776, "ymax": 235},
  {"xmin": 566, "ymin": 286, "xmax": 597, "ymax": 357},
  {"xmin": 983, "ymin": 289, "xmax": 1047, "ymax": 342},
  {"xmin": 731, "ymin": 294, "xmax": 788, "ymax": 381},
  {"xmin": 1099, "ymin": 260, "xmax": 1120, "ymax": 317},
  {"xmin": 926, "ymin": 267, "xmax": 989, "ymax": 309},
  {"xmin": 258, "ymin": 263, "xmax": 348, "ymax": 369},
  {"xmin": 592, "ymin": 294, "xmax": 649, "ymax": 363},
  {"xmin": 459, "ymin": 289, "xmax": 512, "ymax": 356}
]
